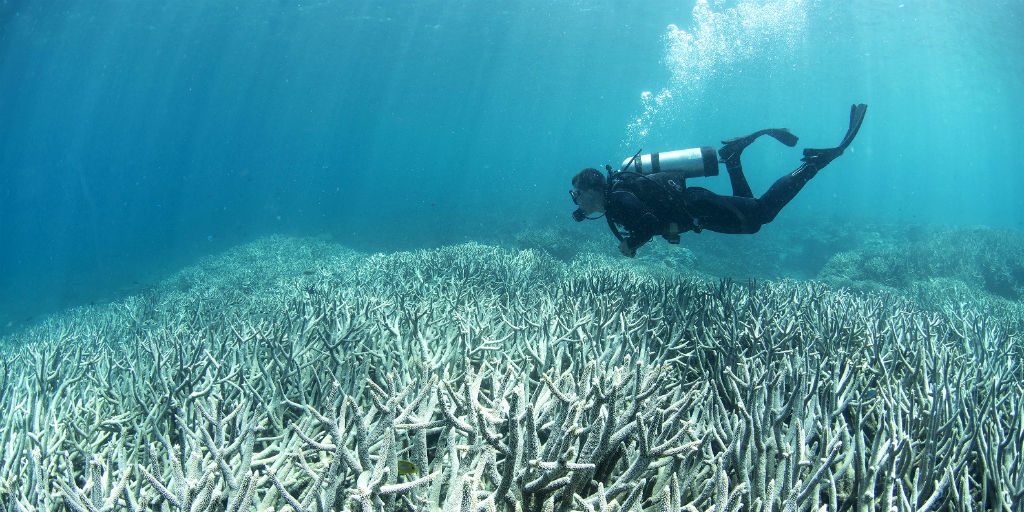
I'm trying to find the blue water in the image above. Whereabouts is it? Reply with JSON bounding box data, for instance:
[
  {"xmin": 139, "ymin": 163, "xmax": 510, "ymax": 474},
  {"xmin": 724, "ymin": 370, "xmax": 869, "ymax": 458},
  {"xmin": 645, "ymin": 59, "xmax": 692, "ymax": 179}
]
[{"xmin": 1, "ymin": 0, "xmax": 1023, "ymax": 330}]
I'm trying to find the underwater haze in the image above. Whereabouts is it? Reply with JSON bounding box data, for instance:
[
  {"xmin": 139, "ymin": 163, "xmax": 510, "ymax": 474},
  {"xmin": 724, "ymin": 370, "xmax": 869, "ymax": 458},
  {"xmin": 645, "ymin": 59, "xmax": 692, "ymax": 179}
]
[
  {"xmin": 2, "ymin": 0, "xmax": 1023, "ymax": 326},
  {"xmin": 4, "ymin": 1, "xmax": 1024, "ymax": 510}
]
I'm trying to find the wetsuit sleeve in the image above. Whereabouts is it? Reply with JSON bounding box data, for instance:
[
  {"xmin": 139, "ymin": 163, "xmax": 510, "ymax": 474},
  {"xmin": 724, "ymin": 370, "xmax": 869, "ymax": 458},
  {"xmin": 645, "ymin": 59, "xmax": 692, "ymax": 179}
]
[{"xmin": 608, "ymin": 190, "xmax": 659, "ymax": 252}]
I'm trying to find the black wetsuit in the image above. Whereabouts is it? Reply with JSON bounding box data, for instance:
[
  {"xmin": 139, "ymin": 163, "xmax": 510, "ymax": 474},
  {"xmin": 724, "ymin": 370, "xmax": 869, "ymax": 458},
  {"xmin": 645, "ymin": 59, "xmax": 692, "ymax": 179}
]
[{"xmin": 606, "ymin": 157, "xmax": 821, "ymax": 253}]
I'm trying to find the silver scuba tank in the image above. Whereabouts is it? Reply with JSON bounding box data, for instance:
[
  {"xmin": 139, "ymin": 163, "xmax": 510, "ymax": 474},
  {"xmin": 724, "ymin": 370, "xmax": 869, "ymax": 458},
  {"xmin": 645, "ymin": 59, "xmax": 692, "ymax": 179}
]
[{"xmin": 620, "ymin": 146, "xmax": 719, "ymax": 178}]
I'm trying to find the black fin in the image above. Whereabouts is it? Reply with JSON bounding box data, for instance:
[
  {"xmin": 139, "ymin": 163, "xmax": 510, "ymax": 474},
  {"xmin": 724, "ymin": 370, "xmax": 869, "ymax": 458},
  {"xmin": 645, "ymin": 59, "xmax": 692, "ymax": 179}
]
[
  {"xmin": 801, "ymin": 103, "xmax": 867, "ymax": 168},
  {"xmin": 720, "ymin": 128, "xmax": 800, "ymax": 163},
  {"xmin": 764, "ymin": 128, "xmax": 799, "ymax": 147},
  {"xmin": 838, "ymin": 103, "xmax": 868, "ymax": 150}
]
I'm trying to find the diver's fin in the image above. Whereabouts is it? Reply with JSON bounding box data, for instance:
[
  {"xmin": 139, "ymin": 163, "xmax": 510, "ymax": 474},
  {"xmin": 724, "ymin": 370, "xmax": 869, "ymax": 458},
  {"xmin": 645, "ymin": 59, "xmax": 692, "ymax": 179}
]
[
  {"xmin": 801, "ymin": 103, "xmax": 868, "ymax": 169},
  {"xmin": 720, "ymin": 128, "xmax": 800, "ymax": 164},
  {"xmin": 764, "ymin": 128, "xmax": 799, "ymax": 147}
]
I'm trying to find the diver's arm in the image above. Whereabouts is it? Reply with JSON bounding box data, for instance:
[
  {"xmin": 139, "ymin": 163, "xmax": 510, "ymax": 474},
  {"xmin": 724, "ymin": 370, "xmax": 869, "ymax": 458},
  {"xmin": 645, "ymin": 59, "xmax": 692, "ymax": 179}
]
[
  {"xmin": 609, "ymin": 191, "xmax": 658, "ymax": 257},
  {"xmin": 622, "ymin": 212, "xmax": 659, "ymax": 256}
]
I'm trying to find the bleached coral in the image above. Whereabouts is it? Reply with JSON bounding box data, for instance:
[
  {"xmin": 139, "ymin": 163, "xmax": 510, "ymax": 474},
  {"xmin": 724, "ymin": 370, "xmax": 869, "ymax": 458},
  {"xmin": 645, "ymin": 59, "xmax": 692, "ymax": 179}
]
[{"xmin": 0, "ymin": 238, "xmax": 1022, "ymax": 511}]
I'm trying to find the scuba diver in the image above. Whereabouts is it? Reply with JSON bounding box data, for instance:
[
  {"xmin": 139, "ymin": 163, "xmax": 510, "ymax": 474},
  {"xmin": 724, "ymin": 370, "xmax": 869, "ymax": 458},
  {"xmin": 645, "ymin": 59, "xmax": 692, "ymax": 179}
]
[{"xmin": 571, "ymin": 103, "xmax": 867, "ymax": 257}]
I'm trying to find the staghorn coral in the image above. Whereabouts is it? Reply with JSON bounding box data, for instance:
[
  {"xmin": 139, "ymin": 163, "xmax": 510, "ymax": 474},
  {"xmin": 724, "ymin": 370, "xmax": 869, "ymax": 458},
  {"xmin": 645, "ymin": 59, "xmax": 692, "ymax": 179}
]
[
  {"xmin": 506, "ymin": 217, "xmax": 865, "ymax": 282},
  {"xmin": 0, "ymin": 237, "xmax": 1022, "ymax": 511}
]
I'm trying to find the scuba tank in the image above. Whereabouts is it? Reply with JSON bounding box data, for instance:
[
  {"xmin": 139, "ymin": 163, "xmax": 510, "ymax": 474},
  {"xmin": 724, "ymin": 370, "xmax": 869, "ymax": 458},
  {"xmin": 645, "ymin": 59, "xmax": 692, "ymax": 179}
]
[{"xmin": 620, "ymin": 146, "xmax": 719, "ymax": 178}]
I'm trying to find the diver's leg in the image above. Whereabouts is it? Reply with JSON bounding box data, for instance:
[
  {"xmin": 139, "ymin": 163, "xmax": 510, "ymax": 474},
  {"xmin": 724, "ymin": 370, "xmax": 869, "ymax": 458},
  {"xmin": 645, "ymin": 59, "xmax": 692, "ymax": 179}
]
[
  {"xmin": 718, "ymin": 128, "xmax": 799, "ymax": 198},
  {"xmin": 752, "ymin": 168, "xmax": 815, "ymax": 224},
  {"xmin": 755, "ymin": 104, "xmax": 868, "ymax": 224},
  {"xmin": 683, "ymin": 187, "xmax": 762, "ymax": 234},
  {"xmin": 722, "ymin": 151, "xmax": 754, "ymax": 199}
]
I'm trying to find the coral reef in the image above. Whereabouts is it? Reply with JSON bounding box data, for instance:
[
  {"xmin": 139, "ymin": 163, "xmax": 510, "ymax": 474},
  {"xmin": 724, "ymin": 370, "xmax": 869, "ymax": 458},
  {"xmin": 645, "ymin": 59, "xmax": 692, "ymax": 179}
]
[
  {"xmin": 1, "ymin": 237, "xmax": 1023, "ymax": 511},
  {"xmin": 819, "ymin": 226, "xmax": 1024, "ymax": 300},
  {"xmin": 511, "ymin": 226, "xmax": 602, "ymax": 262},
  {"xmin": 507, "ymin": 217, "xmax": 865, "ymax": 282},
  {"xmin": 517, "ymin": 220, "xmax": 1024, "ymax": 311}
]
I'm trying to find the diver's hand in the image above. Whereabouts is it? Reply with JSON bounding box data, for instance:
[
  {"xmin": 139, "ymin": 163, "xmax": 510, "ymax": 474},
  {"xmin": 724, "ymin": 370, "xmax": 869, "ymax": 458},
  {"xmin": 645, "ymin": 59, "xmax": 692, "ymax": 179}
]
[{"xmin": 619, "ymin": 240, "xmax": 636, "ymax": 258}]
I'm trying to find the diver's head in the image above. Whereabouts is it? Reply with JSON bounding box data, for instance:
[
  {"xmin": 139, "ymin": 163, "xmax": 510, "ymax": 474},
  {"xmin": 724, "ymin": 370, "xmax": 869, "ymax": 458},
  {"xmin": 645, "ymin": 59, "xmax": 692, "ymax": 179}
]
[{"xmin": 571, "ymin": 168, "xmax": 607, "ymax": 221}]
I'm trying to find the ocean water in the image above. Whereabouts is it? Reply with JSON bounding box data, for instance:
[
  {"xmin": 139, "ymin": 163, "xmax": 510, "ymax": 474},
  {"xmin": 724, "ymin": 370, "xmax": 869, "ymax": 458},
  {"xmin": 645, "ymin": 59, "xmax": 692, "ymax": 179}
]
[
  {"xmin": 2, "ymin": 1, "xmax": 1024, "ymax": 508},
  {"xmin": 2, "ymin": 0, "xmax": 1023, "ymax": 328}
]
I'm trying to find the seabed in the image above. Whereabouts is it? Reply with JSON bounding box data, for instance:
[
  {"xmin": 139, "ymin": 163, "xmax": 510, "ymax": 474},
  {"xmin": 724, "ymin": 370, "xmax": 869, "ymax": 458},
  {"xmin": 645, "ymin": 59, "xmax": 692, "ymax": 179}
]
[{"xmin": 1, "ymin": 230, "xmax": 1022, "ymax": 511}]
